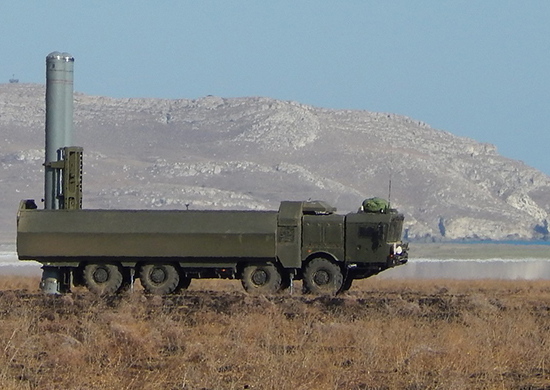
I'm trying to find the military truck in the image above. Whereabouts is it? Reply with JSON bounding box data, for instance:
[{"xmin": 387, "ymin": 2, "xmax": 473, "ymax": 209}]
[
  {"xmin": 17, "ymin": 148, "xmax": 407, "ymax": 295},
  {"xmin": 17, "ymin": 53, "xmax": 408, "ymax": 295},
  {"xmin": 18, "ymin": 198, "xmax": 407, "ymax": 295}
]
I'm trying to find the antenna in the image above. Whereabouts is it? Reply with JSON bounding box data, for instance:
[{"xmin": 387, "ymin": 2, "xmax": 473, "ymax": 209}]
[
  {"xmin": 388, "ymin": 152, "xmax": 393, "ymax": 209},
  {"xmin": 388, "ymin": 176, "xmax": 392, "ymax": 209}
]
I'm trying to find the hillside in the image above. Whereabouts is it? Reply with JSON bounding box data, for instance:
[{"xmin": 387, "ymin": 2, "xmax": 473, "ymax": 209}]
[{"xmin": 2, "ymin": 83, "xmax": 550, "ymax": 242}]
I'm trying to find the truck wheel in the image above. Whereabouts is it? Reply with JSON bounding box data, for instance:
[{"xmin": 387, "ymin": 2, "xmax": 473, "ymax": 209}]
[
  {"xmin": 140, "ymin": 264, "xmax": 180, "ymax": 295},
  {"xmin": 241, "ymin": 263, "xmax": 283, "ymax": 294},
  {"xmin": 83, "ymin": 263, "xmax": 124, "ymax": 295},
  {"xmin": 303, "ymin": 258, "xmax": 344, "ymax": 295}
]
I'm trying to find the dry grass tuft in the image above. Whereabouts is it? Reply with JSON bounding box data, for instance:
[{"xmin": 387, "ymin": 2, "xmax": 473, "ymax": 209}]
[{"xmin": 0, "ymin": 277, "xmax": 550, "ymax": 389}]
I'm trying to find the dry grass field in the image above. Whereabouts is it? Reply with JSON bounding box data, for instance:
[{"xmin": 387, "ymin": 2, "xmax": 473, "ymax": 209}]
[{"xmin": 1, "ymin": 277, "xmax": 550, "ymax": 390}]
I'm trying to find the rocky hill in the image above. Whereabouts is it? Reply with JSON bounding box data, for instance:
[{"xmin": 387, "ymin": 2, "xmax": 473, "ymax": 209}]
[{"xmin": 1, "ymin": 83, "xmax": 550, "ymax": 242}]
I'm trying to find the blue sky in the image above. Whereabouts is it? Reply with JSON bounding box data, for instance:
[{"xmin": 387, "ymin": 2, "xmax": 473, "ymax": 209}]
[{"xmin": 2, "ymin": 1, "xmax": 550, "ymax": 174}]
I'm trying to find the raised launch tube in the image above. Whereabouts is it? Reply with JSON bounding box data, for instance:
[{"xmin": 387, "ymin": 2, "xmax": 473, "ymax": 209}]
[{"xmin": 44, "ymin": 51, "xmax": 74, "ymax": 209}]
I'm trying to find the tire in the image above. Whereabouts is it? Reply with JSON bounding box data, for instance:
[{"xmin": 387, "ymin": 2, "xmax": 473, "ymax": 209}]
[
  {"xmin": 303, "ymin": 258, "xmax": 344, "ymax": 295},
  {"xmin": 140, "ymin": 263, "xmax": 181, "ymax": 295},
  {"xmin": 83, "ymin": 263, "xmax": 124, "ymax": 295},
  {"xmin": 241, "ymin": 263, "xmax": 283, "ymax": 294}
]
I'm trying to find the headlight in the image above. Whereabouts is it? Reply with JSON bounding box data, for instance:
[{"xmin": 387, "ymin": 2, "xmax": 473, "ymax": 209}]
[{"xmin": 393, "ymin": 244, "xmax": 403, "ymax": 255}]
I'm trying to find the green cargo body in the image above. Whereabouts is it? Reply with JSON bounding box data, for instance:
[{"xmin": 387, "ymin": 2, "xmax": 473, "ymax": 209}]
[
  {"xmin": 17, "ymin": 208, "xmax": 278, "ymax": 261},
  {"xmin": 17, "ymin": 199, "xmax": 407, "ymax": 295}
]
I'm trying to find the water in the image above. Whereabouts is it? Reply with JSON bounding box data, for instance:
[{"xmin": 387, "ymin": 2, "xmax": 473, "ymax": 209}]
[
  {"xmin": 0, "ymin": 247, "xmax": 41, "ymax": 276},
  {"xmin": 458, "ymin": 240, "xmax": 550, "ymax": 246}
]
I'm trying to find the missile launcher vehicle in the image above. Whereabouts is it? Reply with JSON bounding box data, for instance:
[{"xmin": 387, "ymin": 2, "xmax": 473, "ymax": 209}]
[
  {"xmin": 17, "ymin": 164, "xmax": 408, "ymax": 295},
  {"xmin": 16, "ymin": 52, "xmax": 408, "ymax": 295}
]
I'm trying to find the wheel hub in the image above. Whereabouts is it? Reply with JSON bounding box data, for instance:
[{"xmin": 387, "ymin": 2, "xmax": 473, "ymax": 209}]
[
  {"xmin": 93, "ymin": 267, "xmax": 109, "ymax": 283},
  {"xmin": 150, "ymin": 267, "xmax": 167, "ymax": 284},
  {"xmin": 313, "ymin": 269, "xmax": 330, "ymax": 286},
  {"xmin": 251, "ymin": 269, "xmax": 268, "ymax": 286}
]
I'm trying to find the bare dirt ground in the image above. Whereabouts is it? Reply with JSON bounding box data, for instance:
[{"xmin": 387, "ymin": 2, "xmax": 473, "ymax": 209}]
[{"xmin": 1, "ymin": 277, "xmax": 550, "ymax": 389}]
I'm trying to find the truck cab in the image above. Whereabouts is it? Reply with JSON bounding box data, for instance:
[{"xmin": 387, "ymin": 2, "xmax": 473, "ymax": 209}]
[
  {"xmin": 344, "ymin": 209, "xmax": 408, "ymax": 279},
  {"xmin": 297, "ymin": 199, "xmax": 408, "ymax": 291}
]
